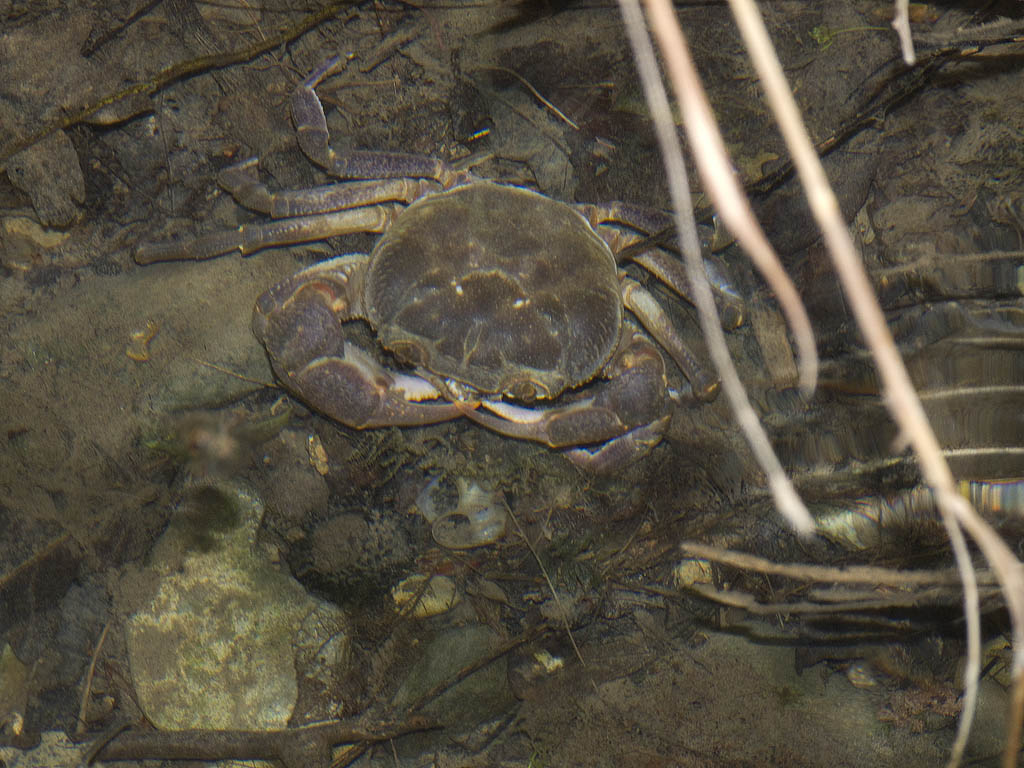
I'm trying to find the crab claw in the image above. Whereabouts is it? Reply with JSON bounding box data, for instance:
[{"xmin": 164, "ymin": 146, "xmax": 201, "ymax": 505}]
[
  {"xmin": 564, "ymin": 416, "xmax": 670, "ymax": 472},
  {"xmin": 286, "ymin": 343, "xmax": 468, "ymax": 428},
  {"xmin": 455, "ymin": 397, "xmax": 633, "ymax": 448},
  {"xmin": 455, "ymin": 400, "xmax": 669, "ymax": 471},
  {"xmin": 452, "ymin": 333, "xmax": 670, "ymax": 471},
  {"xmin": 253, "ymin": 260, "xmax": 470, "ymax": 429}
]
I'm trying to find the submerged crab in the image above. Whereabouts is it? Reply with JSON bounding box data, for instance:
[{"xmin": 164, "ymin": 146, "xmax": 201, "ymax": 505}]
[{"xmin": 138, "ymin": 57, "xmax": 742, "ymax": 470}]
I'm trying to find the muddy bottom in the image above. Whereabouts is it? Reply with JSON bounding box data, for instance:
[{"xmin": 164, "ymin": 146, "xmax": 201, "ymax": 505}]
[{"xmin": 2, "ymin": 1, "xmax": 1023, "ymax": 766}]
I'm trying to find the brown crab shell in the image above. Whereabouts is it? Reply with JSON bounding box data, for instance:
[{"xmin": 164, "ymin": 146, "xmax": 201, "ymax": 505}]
[{"xmin": 364, "ymin": 182, "xmax": 623, "ymax": 401}]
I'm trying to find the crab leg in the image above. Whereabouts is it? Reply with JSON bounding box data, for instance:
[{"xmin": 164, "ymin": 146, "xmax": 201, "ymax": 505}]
[
  {"xmin": 216, "ymin": 158, "xmax": 443, "ymax": 218},
  {"xmin": 284, "ymin": 343, "xmax": 467, "ymax": 428},
  {"xmin": 136, "ymin": 204, "xmax": 400, "ymax": 264},
  {"xmin": 631, "ymin": 249, "xmax": 744, "ymax": 330},
  {"xmin": 578, "ymin": 200, "xmax": 676, "ymax": 236},
  {"xmin": 291, "ymin": 56, "xmax": 466, "ymax": 187},
  {"xmin": 578, "ymin": 202, "xmax": 744, "ymax": 325},
  {"xmin": 621, "ymin": 278, "xmax": 719, "ymax": 401},
  {"xmin": 564, "ymin": 417, "xmax": 670, "ymax": 473},
  {"xmin": 136, "ymin": 51, "xmax": 466, "ymax": 265}
]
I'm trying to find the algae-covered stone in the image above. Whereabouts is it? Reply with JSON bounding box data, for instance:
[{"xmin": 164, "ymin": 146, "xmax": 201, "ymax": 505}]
[
  {"xmin": 125, "ymin": 481, "xmax": 348, "ymax": 730},
  {"xmin": 393, "ymin": 625, "xmax": 514, "ymax": 727}
]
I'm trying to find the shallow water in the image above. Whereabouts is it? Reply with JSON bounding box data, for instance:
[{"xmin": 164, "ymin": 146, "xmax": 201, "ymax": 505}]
[{"xmin": 1, "ymin": 2, "xmax": 1023, "ymax": 766}]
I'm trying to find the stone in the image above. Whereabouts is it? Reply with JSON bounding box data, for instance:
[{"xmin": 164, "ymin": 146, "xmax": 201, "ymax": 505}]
[{"xmin": 125, "ymin": 481, "xmax": 348, "ymax": 730}]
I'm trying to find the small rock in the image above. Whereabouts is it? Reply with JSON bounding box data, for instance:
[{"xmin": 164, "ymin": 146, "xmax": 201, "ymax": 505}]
[
  {"xmin": 393, "ymin": 625, "xmax": 514, "ymax": 727},
  {"xmin": 391, "ymin": 574, "xmax": 460, "ymax": 618},
  {"xmin": 6, "ymin": 132, "xmax": 85, "ymax": 228},
  {"xmin": 124, "ymin": 481, "xmax": 348, "ymax": 730}
]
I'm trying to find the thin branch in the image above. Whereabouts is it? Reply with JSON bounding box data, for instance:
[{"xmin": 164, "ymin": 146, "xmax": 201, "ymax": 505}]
[
  {"xmin": 892, "ymin": 0, "xmax": 916, "ymax": 65},
  {"xmin": 478, "ymin": 66, "xmax": 580, "ymax": 130},
  {"xmin": 634, "ymin": 9, "xmax": 818, "ymax": 395},
  {"xmin": 718, "ymin": 0, "xmax": 1024, "ymax": 764},
  {"xmin": 680, "ymin": 542, "xmax": 998, "ymax": 587},
  {"xmin": 87, "ymin": 717, "xmax": 436, "ymax": 768},
  {"xmin": 683, "ymin": 581, "xmax": 1001, "ymax": 615},
  {"xmin": 76, "ymin": 621, "xmax": 111, "ymax": 736},
  {"xmin": 0, "ymin": 0, "xmax": 361, "ymax": 171},
  {"xmin": 617, "ymin": 0, "xmax": 814, "ymax": 536},
  {"xmin": 508, "ymin": 507, "xmax": 585, "ymax": 665}
]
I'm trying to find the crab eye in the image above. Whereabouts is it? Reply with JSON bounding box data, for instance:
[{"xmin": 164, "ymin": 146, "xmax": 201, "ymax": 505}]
[
  {"xmin": 506, "ymin": 378, "xmax": 548, "ymax": 402},
  {"xmin": 389, "ymin": 340, "xmax": 429, "ymax": 367}
]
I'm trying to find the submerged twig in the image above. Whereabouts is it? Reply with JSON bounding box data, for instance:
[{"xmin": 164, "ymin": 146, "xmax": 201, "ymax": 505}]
[
  {"xmin": 479, "ymin": 66, "xmax": 580, "ymax": 130},
  {"xmin": 508, "ymin": 507, "xmax": 585, "ymax": 665},
  {"xmin": 0, "ymin": 0, "xmax": 360, "ymax": 171},
  {"xmin": 680, "ymin": 542, "xmax": 998, "ymax": 587},
  {"xmin": 86, "ymin": 717, "xmax": 437, "ymax": 768},
  {"xmin": 401, "ymin": 624, "xmax": 551, "ymax": 716},
  {"xmin": 75, "ymin": 622, "xmax": 111, "ymax": 736},
  {"xmin": 684, "ymin": 581, "xmax": 1002, "ymax": 615},
  {"xmin": 188, "ymin": 356, "xmax": 277, "ymax": 389}
]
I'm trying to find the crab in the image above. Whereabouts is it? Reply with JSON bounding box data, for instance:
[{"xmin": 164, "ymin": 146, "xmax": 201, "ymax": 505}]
[{"xmin": 137, "ymin": 57, "xmax": 743, "ymax": 471}]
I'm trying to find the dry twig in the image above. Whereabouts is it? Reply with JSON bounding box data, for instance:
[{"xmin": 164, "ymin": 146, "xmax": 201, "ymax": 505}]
[
  {"xmin": 75, "ymin": 622, "xmax": 110, "ymax": 736},
  {"xmin": 892, "ymin": 0, "xmax": 916, "ymax": 65},
  {"xmin": 621, "ymin": 0, "xmax": 1024, "ymax": 763},
  {"xmin": 616, "ymin": 0, "xmax": 814, "ymax": 536},
  {"xmin": 713, "ymin": 0, "xmax": 1024, "ymax": 763},
  {"xmin": 0, "ymin": 0, "xmax": 361, "ymax": 171},
  {"xmin": 625, "ymin": 8, "xmax": 818, "ymax": 396},
  {"xmin": 86, "ymin": 717, "xmax": 436, "ymax": 768},
  {"xmin": 680, "ymin": 542, "xmax": 998, "ymax": 587},
  {"xmin": 684, "ymin": 581, "xmax": 1002, "ymax": 616}
]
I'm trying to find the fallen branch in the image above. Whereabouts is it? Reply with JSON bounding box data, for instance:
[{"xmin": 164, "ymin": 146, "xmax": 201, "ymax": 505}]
[
  {"xmin": 85, "ymin": 716, "xmax": 437, "ymax": 768},
  {"xmin": 0, "ymin": 0, "xmax": 361, "ymax": 171},
  {"xmin": 620, "ymin": 1, "xmax": 1024, "ymax": 764},
  {"xmin": 680, "ymin": 541, "xmax": 998, "ymax": 587}
]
